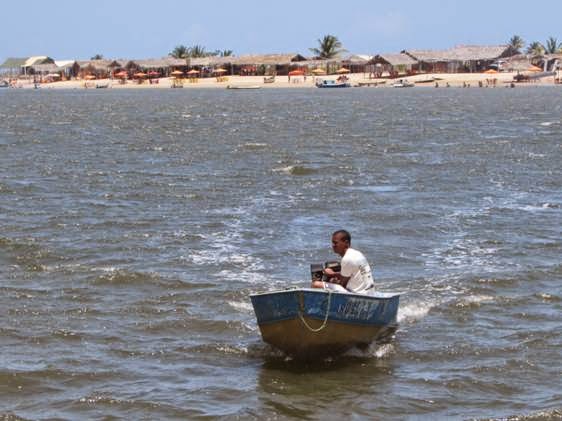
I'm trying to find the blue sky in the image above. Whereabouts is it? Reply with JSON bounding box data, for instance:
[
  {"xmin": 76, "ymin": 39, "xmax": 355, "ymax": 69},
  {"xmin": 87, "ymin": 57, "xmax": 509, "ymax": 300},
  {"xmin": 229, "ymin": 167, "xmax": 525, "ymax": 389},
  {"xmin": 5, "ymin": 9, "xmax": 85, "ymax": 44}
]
[{"xmin": 1, "ymin": 0, "xmax": 561, "ymax": 61}]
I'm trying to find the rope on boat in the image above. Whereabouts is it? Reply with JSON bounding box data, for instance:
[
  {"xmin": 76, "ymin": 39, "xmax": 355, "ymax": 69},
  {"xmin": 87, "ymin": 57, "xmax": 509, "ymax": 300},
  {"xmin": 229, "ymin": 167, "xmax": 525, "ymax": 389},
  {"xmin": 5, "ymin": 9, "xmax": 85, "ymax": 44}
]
[{"xmin": 298, "ymin": 290, "xmax": 332, "ymax": 333}]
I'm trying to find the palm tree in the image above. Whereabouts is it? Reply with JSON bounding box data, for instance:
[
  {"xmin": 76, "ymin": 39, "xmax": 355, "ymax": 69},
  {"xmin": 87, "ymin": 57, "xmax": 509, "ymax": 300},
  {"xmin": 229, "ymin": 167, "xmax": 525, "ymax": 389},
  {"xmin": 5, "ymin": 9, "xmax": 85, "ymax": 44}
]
[
  {"xmin": 527, "ymin": 41, "xmax": 545, "ymax": 56},
  {"xmin": 309, "ymin": 35, "xmax": 346, "ymax": 59},
  {"xmin": 219, "ymin": 49, "xmax": 234, "ymax": 57},
  {"xmin": 170, "ymin": 45, "xmax": 189, "ymax": 59},
  {"xmin": 188, "ymin": 45, "xmax": 208, "ymax": 58},
  {"xmin": 508, "ymin": 35, "xmax": 525, "ymax": 53},
  {"xmin": 91, "ymin": 54, "xmax": 104, "ymax": 60},
  {"xmin": 543, "ymin": 37, "xmax": 562, "ymax": 54}
]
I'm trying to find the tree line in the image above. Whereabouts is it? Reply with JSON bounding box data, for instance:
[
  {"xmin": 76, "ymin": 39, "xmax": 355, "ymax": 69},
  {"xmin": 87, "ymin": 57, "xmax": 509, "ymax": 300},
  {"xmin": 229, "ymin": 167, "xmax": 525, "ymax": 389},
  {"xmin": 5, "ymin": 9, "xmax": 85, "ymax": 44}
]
[
  {"xmin": 508, "ymin": 35, "xmax": 562, "ymax": 55},
  {"xmin": 89, "ymin": 34, "xmax": 561, "ymax": 62}
]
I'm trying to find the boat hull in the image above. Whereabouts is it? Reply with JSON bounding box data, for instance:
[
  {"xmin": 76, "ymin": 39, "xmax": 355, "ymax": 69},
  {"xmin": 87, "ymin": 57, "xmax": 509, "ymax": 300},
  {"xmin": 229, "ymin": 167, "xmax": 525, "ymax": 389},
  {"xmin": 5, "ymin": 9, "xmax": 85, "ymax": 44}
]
[
  {"xmin": 251, "ymin": 289, "xmax": 399, "ymax": 359},
  {"xmin": 316, "ymin": 83, "xmax": 351, "ymax": 88}
]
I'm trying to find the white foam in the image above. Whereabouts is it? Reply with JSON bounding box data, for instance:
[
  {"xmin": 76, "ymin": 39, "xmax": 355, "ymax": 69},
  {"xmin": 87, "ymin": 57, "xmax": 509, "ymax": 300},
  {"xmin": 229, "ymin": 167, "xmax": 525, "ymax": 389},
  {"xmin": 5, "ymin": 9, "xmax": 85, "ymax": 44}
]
[
  {"xmin": 344, "ymin": 342, "xmax": 395, "ymax": 359},
  {"xmin": 397, "ymin": 301, "xmax": 435, "ymax": 323},
  {"xmin": 227, "ymin": 300, "xmax": 253, "ymax": 313}
]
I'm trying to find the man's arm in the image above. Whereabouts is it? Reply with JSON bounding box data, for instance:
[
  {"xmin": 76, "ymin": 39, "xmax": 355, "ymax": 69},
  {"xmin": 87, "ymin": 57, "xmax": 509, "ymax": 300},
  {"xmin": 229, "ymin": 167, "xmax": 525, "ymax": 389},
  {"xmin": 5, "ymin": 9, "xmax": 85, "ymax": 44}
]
[{"xmin": 323, "ymin": 268, "xmax": 351, "ymax": 288}]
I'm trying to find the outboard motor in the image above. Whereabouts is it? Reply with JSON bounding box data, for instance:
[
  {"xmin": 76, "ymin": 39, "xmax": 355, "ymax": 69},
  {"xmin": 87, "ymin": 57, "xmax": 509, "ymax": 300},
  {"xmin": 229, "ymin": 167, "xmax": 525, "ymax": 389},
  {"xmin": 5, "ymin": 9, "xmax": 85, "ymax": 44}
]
[{"xmin": 310, "ymin": 261, "xmax": 341, "ymax": 283}]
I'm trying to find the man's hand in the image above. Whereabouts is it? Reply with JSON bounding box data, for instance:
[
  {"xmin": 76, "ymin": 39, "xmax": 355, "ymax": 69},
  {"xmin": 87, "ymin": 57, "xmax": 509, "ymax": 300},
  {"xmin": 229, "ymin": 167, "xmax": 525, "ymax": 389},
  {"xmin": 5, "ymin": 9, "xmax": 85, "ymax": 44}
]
[{"xmin": 323, "ymin": 268, "xmax": 336, "ymax": 277}]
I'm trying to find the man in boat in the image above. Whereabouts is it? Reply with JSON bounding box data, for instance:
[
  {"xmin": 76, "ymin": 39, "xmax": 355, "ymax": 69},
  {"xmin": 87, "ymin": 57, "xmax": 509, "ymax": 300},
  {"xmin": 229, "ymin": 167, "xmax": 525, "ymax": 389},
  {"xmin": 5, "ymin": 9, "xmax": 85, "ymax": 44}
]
[{"xmin": 311, "ymin": 230, "xmax": 375, "ymax": 294}]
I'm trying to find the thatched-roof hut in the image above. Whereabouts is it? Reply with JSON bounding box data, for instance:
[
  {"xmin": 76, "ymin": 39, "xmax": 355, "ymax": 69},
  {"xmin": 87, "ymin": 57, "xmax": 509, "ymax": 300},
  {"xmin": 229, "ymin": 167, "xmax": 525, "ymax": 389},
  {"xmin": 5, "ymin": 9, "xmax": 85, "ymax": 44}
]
[
  {"xmin": 403, "ymin": 45, "xmax": 517, "ymax": 73},
  {"xmin": 1, "ymin": 56, "xmax": 54, "ymax": 76},
  {"xmin": 77, "ymin": 59, "xmax": 123, "ymax": 78},
  {"xmin": 369, "ymin": 53, "xmax": 417, "ymax": 76}
]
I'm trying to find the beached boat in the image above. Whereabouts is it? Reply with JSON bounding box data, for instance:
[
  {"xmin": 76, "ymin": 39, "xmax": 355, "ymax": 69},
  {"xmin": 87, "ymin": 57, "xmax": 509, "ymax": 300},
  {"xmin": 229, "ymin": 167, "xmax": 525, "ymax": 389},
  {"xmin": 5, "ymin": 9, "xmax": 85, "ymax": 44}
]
[
  {"xmin": 251, "ymin": 288, "xmax": 400, "ymax": 359},
  {"xmin": 316, "ymin": 79, "xmax": 351, "ymax": 88},
  {"xmin": 95, "ymin": 83, "xmax": 109, "ymax": 89},
  {"xmin": 226, "ymin": 84, "xmax": 261, "ymax": 90},
  {"xmin": 391, "ymin": 79, "xmax": 415, "ymax": 88},
  {"xmin": 0, "ymin": 80, "xmax": 8, "ymax": 88}
]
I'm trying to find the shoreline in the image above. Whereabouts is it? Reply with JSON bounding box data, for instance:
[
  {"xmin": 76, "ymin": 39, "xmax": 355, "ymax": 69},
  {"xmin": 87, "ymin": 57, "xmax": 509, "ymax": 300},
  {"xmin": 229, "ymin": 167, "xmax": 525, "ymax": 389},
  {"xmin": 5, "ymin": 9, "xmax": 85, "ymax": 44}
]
[{"xmin": 4, "ymin": 71, "xmax": 560, "ymax": 90}]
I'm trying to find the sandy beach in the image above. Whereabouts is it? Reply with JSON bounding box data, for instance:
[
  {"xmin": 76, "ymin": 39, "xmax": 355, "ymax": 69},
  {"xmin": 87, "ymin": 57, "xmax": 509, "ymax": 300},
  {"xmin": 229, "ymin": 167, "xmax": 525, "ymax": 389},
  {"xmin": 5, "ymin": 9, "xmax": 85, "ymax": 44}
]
[{"xmin": 7, "ymin": 71, "xmax": 560, "ymax": 90}]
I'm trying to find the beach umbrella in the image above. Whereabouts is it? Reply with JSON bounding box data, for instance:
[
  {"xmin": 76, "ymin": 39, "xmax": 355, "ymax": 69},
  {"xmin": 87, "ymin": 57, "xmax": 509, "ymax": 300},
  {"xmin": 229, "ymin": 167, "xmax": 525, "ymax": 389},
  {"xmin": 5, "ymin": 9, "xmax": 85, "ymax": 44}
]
[
  {"xmin": 526, "ymin": 65, "xmax": 542, "ymax": 72},
  {"xmin": 483, "ymin": 69, "xmax": 498, "ymax": 74},
  {"xmin": 187, "ymin": 69, "xmax": 200, "ymax": 75},
  {"xmin": 148, "ymin": 71, "xmax": 160, "ymax": 77},
  {"xmin": 288, "ymin": 69, "xmax": 305, "ymax": 76},
  {"xmin": 134, "ymin": 72, "xmax": 147, "ymax": 78},
  {"xmin": 213, "ymin": 68, "xmax": 227, "ymax": 73},
  {"xmin": 311, "ymin": 68, "xmax": 326, "ymax": 75},
  {"xmin": 85, "ymin": 74, "xmax": 97, "ymax": 80},
  {"xmin": 47, "ymin": 73, "xmax": 61, "ymax": 78},
  {"xmin": 336, "ymin": 67, "xmax": 350, "ymax": 74},
  {"xmin": 115, "ymin": 71, "xmax": 128, "ymax": 78},
  {"xmin": 171, "ymin": 70, "xmax": 184, "ymax": 76}
]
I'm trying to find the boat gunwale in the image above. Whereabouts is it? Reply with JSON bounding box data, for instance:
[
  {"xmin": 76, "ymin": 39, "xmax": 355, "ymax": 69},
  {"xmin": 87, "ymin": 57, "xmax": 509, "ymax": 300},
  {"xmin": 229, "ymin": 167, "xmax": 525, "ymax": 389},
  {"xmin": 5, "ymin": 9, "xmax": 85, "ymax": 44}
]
[{"xmin": 250, "ymin": 288, "xmax": 401, "ymax": 301}]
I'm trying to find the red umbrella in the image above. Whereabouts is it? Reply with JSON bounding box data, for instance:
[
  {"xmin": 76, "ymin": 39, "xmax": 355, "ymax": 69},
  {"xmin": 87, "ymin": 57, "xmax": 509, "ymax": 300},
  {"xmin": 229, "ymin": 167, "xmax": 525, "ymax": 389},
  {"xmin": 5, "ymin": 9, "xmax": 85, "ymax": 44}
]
[
  {"xmin": 148, "ymin": 71, "xmax": 160, "ymax": 77},
  {"xmin": 288, "ymin": 69, "xmax": 305, "ymax": 76}
]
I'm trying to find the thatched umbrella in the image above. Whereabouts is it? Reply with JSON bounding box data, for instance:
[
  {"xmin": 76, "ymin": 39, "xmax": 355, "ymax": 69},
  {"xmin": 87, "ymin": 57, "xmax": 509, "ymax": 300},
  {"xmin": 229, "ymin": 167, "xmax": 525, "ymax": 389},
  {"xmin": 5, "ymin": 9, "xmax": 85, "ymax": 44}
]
[
  {"xmin": 187, "ymin": 69, "xmax": 200, "ymax": 75},
  {"xmin": 213, "ymin": 68, "xmax": 227, "ymax": 74},
  {"xmin": 85, "ymin": 74, "xmax": 97, "ymax": 80},
  {"xmin": 171, "ymin": 70, "xmax": 184, "ymax": 77},
  {"xmin": 311, "ymin": 68, "xmax": 326, "ymax": 75},
  {"xmin": 115, "ymin": 71, "xmax": 128, "ymax": 78},
  {"xmin": 336, "ymin": 67, "xmax": 350, "ymax": 74},
  {"xmin": 288, "ymin": 69, "xmax": 305, "ymax": 76},
  {"xmin": 483, "ymin": 69, "xmax": 498, "ymax": 74},
  {"xmin": 134, "ymin": 72, "xmax": 147, "ymax": 78}
]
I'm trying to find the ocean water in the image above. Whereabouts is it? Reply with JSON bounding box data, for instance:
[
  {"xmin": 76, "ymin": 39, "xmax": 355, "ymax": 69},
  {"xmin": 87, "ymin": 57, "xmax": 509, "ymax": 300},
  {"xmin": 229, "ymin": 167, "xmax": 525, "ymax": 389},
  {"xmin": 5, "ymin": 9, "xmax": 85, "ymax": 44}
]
[{"xmin": 0, "ymin": 87, "xmax": 560, "ymax": 420}]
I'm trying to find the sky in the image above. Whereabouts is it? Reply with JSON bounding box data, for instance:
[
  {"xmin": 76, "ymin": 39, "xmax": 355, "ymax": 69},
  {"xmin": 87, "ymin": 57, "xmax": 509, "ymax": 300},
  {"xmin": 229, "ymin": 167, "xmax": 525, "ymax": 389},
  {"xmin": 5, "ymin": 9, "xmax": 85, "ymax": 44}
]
[{"xmin": 1, "ymin": 0, "xmax": 562, "ymax": 62}]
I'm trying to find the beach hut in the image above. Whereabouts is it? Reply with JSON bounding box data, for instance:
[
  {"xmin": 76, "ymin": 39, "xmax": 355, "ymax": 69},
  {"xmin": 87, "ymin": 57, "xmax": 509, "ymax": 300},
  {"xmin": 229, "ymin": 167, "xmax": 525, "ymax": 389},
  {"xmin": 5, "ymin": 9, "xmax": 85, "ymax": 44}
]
[
  {"xmin": 77, "ymin": 59, "xmax": 122, "ymax": 79},
  {"xmin": 341, "ymin": 54, "xmax": 372, "ymax": 74},
  {"xmin": 403, "ymin": 45, "xmax": 517, "ymax": 73},
  {"xmin": 230, "ymin": 53, "xmax": 308, "ymax": 76},
  {"xmin": 369, "ymin": 53, "xmax": 418, "ymax": 77}
]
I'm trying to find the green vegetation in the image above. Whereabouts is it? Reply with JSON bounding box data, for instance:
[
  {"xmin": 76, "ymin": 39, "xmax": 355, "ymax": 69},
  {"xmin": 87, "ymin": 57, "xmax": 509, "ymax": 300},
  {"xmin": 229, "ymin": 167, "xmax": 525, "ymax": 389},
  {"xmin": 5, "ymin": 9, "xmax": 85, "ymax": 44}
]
[
  {"xmin": 309, "ymin": 35, "xmax": 346, "ymax": 59},
  {"xmin": 170, "ymin": 45, "xmax": 234, "ymax": 59},
  {"xmin": 508, "ymin": 35, "xmax": 525, "ymax": 53}
]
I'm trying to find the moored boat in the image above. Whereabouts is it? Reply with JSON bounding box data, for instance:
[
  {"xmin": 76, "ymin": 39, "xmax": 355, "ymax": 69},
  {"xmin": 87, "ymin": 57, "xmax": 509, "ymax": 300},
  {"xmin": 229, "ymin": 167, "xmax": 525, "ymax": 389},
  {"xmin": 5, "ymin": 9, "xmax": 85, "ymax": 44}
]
[
  {"xmin": 316, "ymin": 79, "xmax": 351, "ymax": 88},
  {"xmin": 250, "ymin": 288, "xmax": 400, "ymax": 359},
  {"xmin": 391, "ymin": 79, "xmax": 415, "ymax": 88}
]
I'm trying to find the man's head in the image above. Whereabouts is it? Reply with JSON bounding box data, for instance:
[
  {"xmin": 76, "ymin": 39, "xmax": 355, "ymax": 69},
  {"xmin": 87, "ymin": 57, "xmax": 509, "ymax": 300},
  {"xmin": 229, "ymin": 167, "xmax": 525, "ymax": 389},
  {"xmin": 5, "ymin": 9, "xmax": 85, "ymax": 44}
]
[{"xmin": 332, "ymin": 230, "xmax": 351, "ymax": 257}]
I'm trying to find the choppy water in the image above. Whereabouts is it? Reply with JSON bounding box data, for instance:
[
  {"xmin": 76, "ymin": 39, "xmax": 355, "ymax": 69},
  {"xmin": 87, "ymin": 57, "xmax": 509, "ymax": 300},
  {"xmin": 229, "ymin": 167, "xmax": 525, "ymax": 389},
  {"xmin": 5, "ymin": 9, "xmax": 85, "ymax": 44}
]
[{"xmin": 0, "ymin": 87, "xmax": 561, "ymax": 420}]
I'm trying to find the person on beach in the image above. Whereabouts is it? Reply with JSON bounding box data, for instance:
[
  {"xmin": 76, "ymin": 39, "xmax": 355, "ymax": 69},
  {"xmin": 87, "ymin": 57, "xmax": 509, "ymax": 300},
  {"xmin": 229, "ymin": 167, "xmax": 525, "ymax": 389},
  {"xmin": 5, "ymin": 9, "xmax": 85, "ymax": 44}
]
[{"xmin": 311, "ymin": 230, "xmax": 375, "ymax": 295}]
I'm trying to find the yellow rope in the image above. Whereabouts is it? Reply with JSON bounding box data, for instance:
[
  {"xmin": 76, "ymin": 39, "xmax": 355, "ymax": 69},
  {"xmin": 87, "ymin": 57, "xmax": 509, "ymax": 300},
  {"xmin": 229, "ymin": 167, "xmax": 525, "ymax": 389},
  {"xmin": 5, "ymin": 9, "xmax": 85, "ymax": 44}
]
[{"xmin": 298, "ymin": 290, "xmax": 332, "ymax": 333}]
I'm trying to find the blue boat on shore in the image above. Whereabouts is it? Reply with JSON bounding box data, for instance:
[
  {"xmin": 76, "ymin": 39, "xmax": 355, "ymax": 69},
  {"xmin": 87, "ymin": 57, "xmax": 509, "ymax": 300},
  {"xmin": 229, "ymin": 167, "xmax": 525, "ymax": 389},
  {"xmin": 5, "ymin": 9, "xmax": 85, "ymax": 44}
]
[{"xmin": 250, "ymin": 288, "xmax": 400, "ymax": 359}]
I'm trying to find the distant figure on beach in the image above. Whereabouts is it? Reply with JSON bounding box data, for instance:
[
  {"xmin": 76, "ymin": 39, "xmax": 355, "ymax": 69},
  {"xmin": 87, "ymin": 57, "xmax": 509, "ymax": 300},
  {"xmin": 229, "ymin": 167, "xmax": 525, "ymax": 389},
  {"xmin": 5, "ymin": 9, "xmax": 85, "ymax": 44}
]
[
  {"xmin": 311, "ymin": 230, "xmax": 375, "ymax": 295},
  {"xmin": 446, "ymin": 82, "xmax": 450, "ymax": 88},
  {"xmin": 435, "ymin": 82, "xmax": 439, "ymax": 88}
]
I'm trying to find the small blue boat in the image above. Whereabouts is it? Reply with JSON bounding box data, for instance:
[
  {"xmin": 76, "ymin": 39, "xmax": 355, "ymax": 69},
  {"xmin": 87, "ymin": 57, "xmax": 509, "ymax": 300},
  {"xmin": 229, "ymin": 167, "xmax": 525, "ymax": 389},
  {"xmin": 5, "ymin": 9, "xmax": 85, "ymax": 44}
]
[
  {"xmin": 316, "ymin": 79, "xmax": 351, "ymax": 88},
  {"xmin": 250, "ymin": 288, "xmax": 400, "ymax": 359}
]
